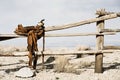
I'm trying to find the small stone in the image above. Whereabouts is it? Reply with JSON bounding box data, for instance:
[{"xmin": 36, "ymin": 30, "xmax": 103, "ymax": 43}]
[{"xmin": 14, "ymin": 67, "xmax": 34, "ymax": 78}]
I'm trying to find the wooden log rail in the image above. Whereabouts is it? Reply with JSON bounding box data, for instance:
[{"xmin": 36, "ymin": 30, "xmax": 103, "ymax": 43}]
[
  {"xmin": 0, "ymin": 34, "xmax": 25, "ymax": 41},
  {"xmin": 0, "ymin": 50, "xmax": 120, "ymax": 57},
  {"xmin": 100, "ymin": 29, "xmax": 120, "ymax": 33},
  {"xmin": 45, "ymin": 13, "xmax": 120, "ymax": 32},
  {"xmin": 45, "ymin": 32, "xmax": 116, "ymax": 37},
  {"xmin": 0, "ymin": 32, "xmax": 116, "ymax": 39},
  {"xmin": 104, "ymin": 46, "xmax": 120, "ymax": 50}
]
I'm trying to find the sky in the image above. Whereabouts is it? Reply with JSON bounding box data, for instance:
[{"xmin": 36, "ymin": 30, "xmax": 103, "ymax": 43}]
[{"xmin": 0, "ymin": 0, "xmax": 120, "ymax": 48}]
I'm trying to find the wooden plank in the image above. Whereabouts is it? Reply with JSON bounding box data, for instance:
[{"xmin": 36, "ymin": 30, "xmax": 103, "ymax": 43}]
[
  {"xmin": 45, "ymin": 32, "xmax": 115, "ymax": 37},
  {"xmin": 104, "ymin": 46, "xmax": 120, "ymax": 50},
  {"xmin": 45, "ymin": 13, "xmax": 120, "ymax": 32},
  {"xmin": 0, "ymin": 37, "xmax": 16, "ymax": 41},
  {"xmin": 0, "ymin": 50, "xmax": 120, "ymax": 57},
  {"xmin": 0, "ymin": 34, "xmax": 24, "ymax": 37},
  {"xmin": 0, "ymin": 54, "xmax": 28, "ymax": 57},
  {"xmin": 43, "ymin": 50, "xmax": 120, "ymax": 55},
  {"xmin": 0, "ymin": 32, "xmax": 116, "ymax": 41},
  {"xmin": 0, "ymin": 34, "xmax": 25, "ymax": 41},
  {"xmin": 100, "ymin": 29, "xmax": 120, "ymax": 33}
]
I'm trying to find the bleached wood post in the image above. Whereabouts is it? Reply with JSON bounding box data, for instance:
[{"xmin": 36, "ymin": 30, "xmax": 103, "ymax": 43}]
[
  {"xmin": 95, "ymin": 9, "xmax": 105, "ymax": 73},
  {"xmin": 41, "ymin": 26, "xmax": 45, "ymax": 69}
]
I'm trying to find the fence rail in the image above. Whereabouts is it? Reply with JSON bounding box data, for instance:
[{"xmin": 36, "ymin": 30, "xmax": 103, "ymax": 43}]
[
  {"xmin": 1, "ymin": 50, "xmax": 120, "ymax": 57},
  {"xmin": 45, "ymin": 13, "xmax": 120, "ymax": 32},
  {"xmin": 0, "ymin": 32, "xmax": 116, "ymax": 39}
]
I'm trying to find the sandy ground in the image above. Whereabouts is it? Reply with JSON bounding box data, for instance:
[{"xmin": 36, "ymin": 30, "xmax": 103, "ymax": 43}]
[{"xmin": 0, "ymin": 46, "xmax": 120, "ymax": 80}]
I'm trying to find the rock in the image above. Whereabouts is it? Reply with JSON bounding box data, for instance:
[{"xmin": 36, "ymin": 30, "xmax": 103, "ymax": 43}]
[{"xmin": 14, "ymin": 67, "xmax": 34, "ymax": 78}]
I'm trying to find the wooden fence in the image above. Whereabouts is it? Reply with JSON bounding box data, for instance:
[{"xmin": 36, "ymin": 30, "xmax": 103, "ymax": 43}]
[{"xmin": 0, "ymin": 9, "xmax": 120, "ymax": 73}]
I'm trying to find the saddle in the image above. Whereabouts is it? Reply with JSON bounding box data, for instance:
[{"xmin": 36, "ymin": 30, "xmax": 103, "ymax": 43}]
[{"xmin": 14, "ymin": 19, "xmax": 45, "ymax": 52}]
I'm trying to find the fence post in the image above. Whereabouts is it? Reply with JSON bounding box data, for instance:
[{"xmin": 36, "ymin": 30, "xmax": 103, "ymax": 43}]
[
  {"xmin": 95, "ymin": 12, "xmax": 105, "ymax": 73},
  {"xmin": 41, "ymin": 25, "xmax": 45, "ymax": 69}
]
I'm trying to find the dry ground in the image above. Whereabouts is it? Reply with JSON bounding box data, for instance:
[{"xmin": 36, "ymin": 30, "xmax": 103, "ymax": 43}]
[{"xmin": 0, "ymin": 46, "xmax": 120, "ymax": 80}]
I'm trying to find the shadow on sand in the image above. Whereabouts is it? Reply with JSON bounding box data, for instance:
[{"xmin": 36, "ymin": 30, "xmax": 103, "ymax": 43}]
[{"xmin": 103, "ymin": 63, "xmax": 120, "ymax": 72}]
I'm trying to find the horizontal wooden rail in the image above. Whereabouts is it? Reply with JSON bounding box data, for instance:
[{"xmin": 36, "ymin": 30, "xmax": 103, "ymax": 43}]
[
  {"xmin": 45, "ymin": 32, "xmax": 115, "ymax": 37},
  {"xmin": 0, "ymin": 50, "xmax": 120, "ymax": 57},
  {"xmin": 43, "ymin": 50, "xmax": 120, "ymax": 55},
  {"xmin": 45, "ymin": 13, "xmax": 120, "ymax": 32},
  {"xmin": 0, "ymin": 54, "xmax": 28, "ymax": 57},
  {"xmin": 0, "ymin": 32, "xmax": 116, "ymax": 40},
  {"xmin": 100, "ymin": 29, "xmax": 120, "ymax": 33},
  {"xmin": 0, "ymin": 34, "xmax": 23, "ymax": 37},
  {"xmin": 0, "ymin": 34, "xmax": 25, "ymax": 41},
  {"xmin": 104, "ymin": 46, "xmax": 120, "ymax": 50}
]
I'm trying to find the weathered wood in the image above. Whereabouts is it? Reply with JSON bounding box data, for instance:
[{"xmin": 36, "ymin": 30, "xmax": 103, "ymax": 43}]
[
  {"xmin": 43, "ymin": 50, "xmax": 120, "ymax": 55},
  {"xmin": 104, "ymin": 46, "xmax": 120, "ymax": 50},
  {"xmin": 0, "ymin": 34, "xmax": 25, "ymax": 41},
  {"xmin": 0, "ymin": 50, "xmax": 120, "ymax": 57},
  {"xmin": 0, "ymin": 37, "xmax": 16, "ymax": 41},
  {"xmin": 96, "ymin": 20, "xmax": 105, "ymax": 50},
  {"xmin": 95, "ymin": 53, "xmax": 103, "ymax": 73},
  {"xmin": 100, "ymin": 29, "xmax": 120, "ymax": 33},
  {"xmin": 96, "ymin": 9, "xmax": 114, "ymax": 15},
  {"xmin": 0, "ymin": 34, "xmax": 24, "ymax": 37},
  {"xmin": 0, "ymin": 32, "xmax": 116, "ymax": 41},
  {"xmin": 95, "ymin": 15, "xmax": 104, "ymax": 73},
  {"xmin": 45, "ymin": 13, "xmax": 120, "ymax": 32},
  {"xmin": 41, "ymin": 26, "xmax": 45, "ymax": 69},
  {"xmin": 45, "ymin": 32, "xmax": 115, "ymax": 37},
  {"xmin": 0, "ymin": 54, "xmax": 27, "ymax": 57},
  {"xmin": 0, "ymin": 34, "xmax": 24, "ymax": 41}
]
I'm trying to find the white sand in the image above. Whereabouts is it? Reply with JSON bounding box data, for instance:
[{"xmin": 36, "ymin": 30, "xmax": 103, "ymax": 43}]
[{"xmin": 0, "ymin": 47, "xmax": 120, "ymax": 80}]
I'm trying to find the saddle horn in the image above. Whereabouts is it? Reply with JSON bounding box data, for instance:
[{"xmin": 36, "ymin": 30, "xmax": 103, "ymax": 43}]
[{"xmin": 37, "ymin": 19, "xmax": 45, "ymax": 27}]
